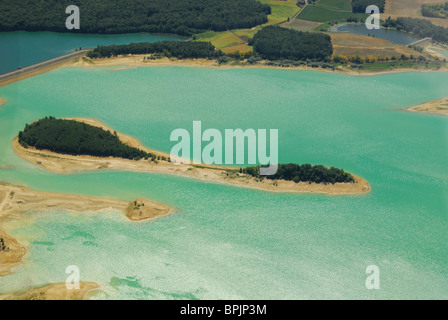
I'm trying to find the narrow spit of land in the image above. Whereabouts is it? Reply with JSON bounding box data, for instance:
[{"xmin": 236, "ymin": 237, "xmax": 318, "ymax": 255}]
[
  {"xmin": 0, "ymin": 50, "xmax": 89, "ymax": 87},
  {"xmin": 14, "ymin": 118, "xmax": 371, "ymax": 195},
  {"xmin": 406, "ymin": 97, "xmax": 448, "ymax": 115}
]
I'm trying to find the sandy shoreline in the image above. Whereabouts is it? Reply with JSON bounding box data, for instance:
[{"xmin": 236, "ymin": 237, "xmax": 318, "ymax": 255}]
[
  {"xmin": 0, "ymin": 181, "xmax": 172, "ymax": 278},
  {"xmin": 0, "ymin": 181, "xmax": 122, "ymax": 277},
  {"xmin": 1, "ymin": 53, "xmax": 447, "ymax": 89},
  {"xmin": 72, "ymin": 54, "xmax": 448, "ymax": 77},
  {"xmin": 2, "ymin": 51, "xmax": 374, "ymax": 299},
  {"xmin": 0, "ymin": 282, "xmax": 100, "ymax": 300},
  {"xmin": 0, "ymin": 180, "xmax": 171, "ymax": 299},
  {"xmin": 0, "ymin": 231, "xmax": 26, "ymax": 277},
  {"xmin": 13, "ymin": 118, "xmax": 371, "ymax": 195},
  {"xmin": 406, "ymin": 97, "xmax": 448, "ymax": 116}
]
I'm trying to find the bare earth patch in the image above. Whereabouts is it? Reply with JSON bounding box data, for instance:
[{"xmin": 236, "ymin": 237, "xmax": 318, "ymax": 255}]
[
  {"xmin": 0, "ymin": 232, "xmax": 26, "ymax": 277},
  {"xmin": 126, "ymin": 198, "xmax": 172, "ymax": 221},
  {"xmin": 385, "ymin": 0, "xmax": 448, "ymax": 28},
  {"xmin": 281, "ymin": 18, "xmax": 322, "ymax": 32},
  {"xmin": 331, "ymin": 33, "xmax": 418, "ymax": 57},
  {"xmin": 0, "ymin": 283, "xmax": 100, "ymax": 300}
]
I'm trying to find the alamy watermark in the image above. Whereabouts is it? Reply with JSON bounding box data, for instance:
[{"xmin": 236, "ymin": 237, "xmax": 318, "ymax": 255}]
[
  {"xmin": 65, "ymin": 265, "xmax": 80, "ymax": 290},
  {"xmin": 66, "ymin": 5, "xmax": 80, "ymax": 30},
  {"xmin": 170, "ymin": 121, "xmax": 278, "ymax": 175},
  {"xmin": 365, "ymin": 5, "xmax": 380, "ymax": 30},
  {"xmin": 365, "ymin": 265, "xmax": 380, "ymax": 290}
]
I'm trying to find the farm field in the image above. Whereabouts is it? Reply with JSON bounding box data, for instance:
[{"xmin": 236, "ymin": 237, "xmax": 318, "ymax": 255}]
[
  {"xmin": 297, "ymin": 3, "xmax": 367, "ymax": 23},
  {"xmin": 385, "ymin": 0, "xmax": 448, "ymax": 28},
  {"xmin": 195, "ymin": 0, "xmax": 301, "ymax": 53},
  {"xmin": 331, "ymin": 33, "xmax": 419, "ymax": 57},
  {"xmin": 317, "ymin": 0, "xmax": 353, "ymax": 11},
  {"xmin": 261, "ymin": 0, "xmax": 301, "ymax": 24},
  {"xmin": 281, "ymin": 18, "xmax": 323, "ymax": 32}
]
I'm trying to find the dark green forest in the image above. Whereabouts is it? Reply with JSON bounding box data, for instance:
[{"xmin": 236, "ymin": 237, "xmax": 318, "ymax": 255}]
[
  {"xmin": 87, "ymin": 41, "xmax": 221, "ymax": 59},
  {"xmin": 384, "ymin": 17, "xmax": 448, "ymax": 44},
  {"xmin": 242, "ymin": 163, "xmax": 355, "ymax": 184},
  {"xmin": 18, "ymin": 117, "xmax": 152, "ymax": 160},
  {"xmin": 0, "ymin": 0, "xmax": 271, "ymax": 35},
  {"xmin": 352, "ymin": 0, "xmax": 385, "ymax": 13},
  {"xmin": 249, "ymin": 26, "xmax": 333, "ymax": 61}
]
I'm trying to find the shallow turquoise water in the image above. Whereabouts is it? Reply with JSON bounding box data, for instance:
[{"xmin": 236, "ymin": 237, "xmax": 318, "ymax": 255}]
[
  {"xmin": 0, "ymin": 31, "xmax": 180, "ymax": 74},
  {"xmin": 0, "ymin": 66, "xmax": 447, "ymax": 299}
]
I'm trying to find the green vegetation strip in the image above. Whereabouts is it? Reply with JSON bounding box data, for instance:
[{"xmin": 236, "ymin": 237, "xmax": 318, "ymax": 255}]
[
  {"xmin": 87, "ymin": 41, "xmax": 221, "ymax": 59},
  {"xmin": 242, "ymin": 163, "xmax": 355, "ymax": 184}
]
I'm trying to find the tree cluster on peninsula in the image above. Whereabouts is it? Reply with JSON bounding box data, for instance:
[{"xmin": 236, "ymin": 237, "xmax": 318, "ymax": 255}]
[
  {"xmin": 18, "ymin": 117, "xmax": 156, "ymax": 161},
  {"xmin": 87, "ymin": 41, "xmax": 222, "ymax": 59},
  {"xmin": 241, "ymin": 163, "xmax": 355, "ymax": 184}
]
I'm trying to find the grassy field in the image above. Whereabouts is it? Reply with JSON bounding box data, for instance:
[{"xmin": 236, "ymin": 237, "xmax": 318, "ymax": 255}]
[
  {"xmin": 297, "ymin": 4, "xmax": 367, "ymax": 22},
  {"xmin": 317, "ymin": 0, "xmax": 353, "ymax": 11},
  {"xmin": 194, "ymin": 0, "xmax": 440, "ymax": 62},
  {"xmin": 331, "ymin": 33, "xmax": 418, "ymax": 57},
  {"xmin": 195, "ymin": 30, "xmax": 251, "ymax": 53},
  {"xmin": 260, "ymin": 0, "xmax": 302, "ymax": 24},
  {"xmin": 281, "ymin": 18, "xmax": 323, "ymax": 32},
  {"xmin": 195, "ymin": 0, "xmax": 301, "ymax": 53}
]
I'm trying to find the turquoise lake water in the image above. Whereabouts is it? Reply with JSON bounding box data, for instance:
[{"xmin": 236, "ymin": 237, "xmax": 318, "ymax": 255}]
[
  {"xmin": 0, "ymin": 31, "xmax": 180, "ymax": 75},
  {"xmin": 0, "ymin": 66, "xmax": 447, "ymax": 299}
]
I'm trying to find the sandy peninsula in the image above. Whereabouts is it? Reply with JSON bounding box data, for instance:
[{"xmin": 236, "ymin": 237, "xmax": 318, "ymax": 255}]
[
  {"xmin": 0, "ymin": 231, "xmax": 26, "ymax": 277},
  {"xmin": 0, "ymin": 182, "xmax": 172, "ymax": 277},
  {"xmin": 0, "ymin": 282, "xmax": 99, "ymax": 300},
  {"xmin": 0, "ymin": 98, "xmax": 5, "ymax": 106},
  {"xmin": 126, "ymin": 198, "xmax": 171, "ymax": 221},
  {"xmin": 406, "ymin": 97, "xmax": 448, "ymax": 116},
  {"xmin": 73, "ymin": 54, "xmax": 219, "ymax": 69},
  {"xmin": 13, "ymin": 118, "xmax": 370, "ymax": 195}
]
